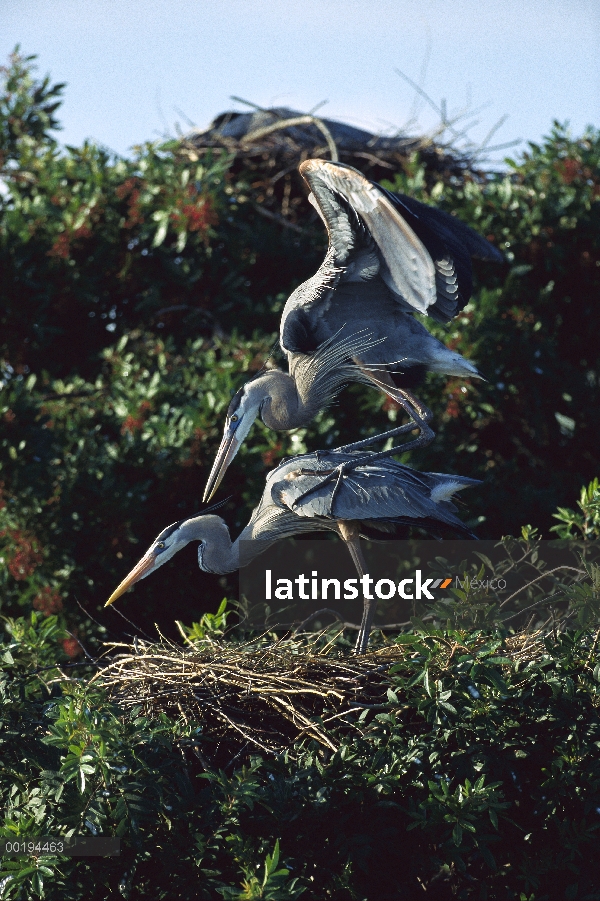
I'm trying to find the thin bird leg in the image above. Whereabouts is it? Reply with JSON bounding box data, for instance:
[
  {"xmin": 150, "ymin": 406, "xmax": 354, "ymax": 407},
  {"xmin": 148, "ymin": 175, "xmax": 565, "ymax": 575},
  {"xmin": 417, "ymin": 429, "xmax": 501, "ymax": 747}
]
[
  {"xmin": 338, "ymin": 521, "xmax": 375, "ymax": 655},
  {"xmin": 334, "ymin": 418, "xmax": 432, "ymax": 454},
  {"xmin": 335, "ymin": 365, "xmax": 436, "ymax": 453},
  {"xmin": 291, "ymin": 372, "xmax": 435, "ymax": 511},
  {"xmin": 336, "ymin": 364, "xmax": 434, "ymax": 451},
  {"xmin": 291, "ymin": 415, "xmax": 435, "ymax": 511},
  {"xmin": 357, "ymin": 365, "xmax": 433, "ymax": 425},
  {"xmin": 395, "ymin": 386, "xmax": 433, "ymax": 424}
]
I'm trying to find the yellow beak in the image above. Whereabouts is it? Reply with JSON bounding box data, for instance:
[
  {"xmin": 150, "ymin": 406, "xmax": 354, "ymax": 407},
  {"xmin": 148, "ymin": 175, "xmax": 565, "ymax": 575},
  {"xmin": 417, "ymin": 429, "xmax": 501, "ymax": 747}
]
[
  {"xmin": 105, "ymin": 553, "xmax": 156, "ymax": 607},
  {"xmin": 203, "ymin": 429, "xmax": 240, "ymax": 503}
]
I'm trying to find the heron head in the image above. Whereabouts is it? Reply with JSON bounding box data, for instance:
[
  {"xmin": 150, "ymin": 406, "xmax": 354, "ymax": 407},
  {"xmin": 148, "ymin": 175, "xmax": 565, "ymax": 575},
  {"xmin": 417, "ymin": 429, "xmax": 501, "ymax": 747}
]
[
  {"xmin": 202, "ymin": 379, "xmax": 267, "ymax": 502},
  {"xmin": 104, "ymin": 519, "xmax": 191, "ymax": 607},
  {"xmin": 105, "ymin": 504, "xmax": 232, "ymax": 607}
]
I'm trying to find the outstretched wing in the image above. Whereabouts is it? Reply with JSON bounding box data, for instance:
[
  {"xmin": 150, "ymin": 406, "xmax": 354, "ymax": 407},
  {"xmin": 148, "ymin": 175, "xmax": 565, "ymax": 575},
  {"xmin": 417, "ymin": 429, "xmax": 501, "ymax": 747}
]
[
  {"xmin": 281, "ymin": 165, "xmax": 382, "ymax": 355},
  {"xmin": 300, "ymin": 158, "xmax": 436, "ymax": 316},
  {"xmin": 299, "ymin": 159, "xmax": 503, "ymax": 323},
  {"xmin": 378, "ymin": 188, "xmax": 504, "ymax": 321},
  {"xmin": 386, "ymin": 190, "xmax": 504, "ymax": 263},
  {"xmin": 269, "ymin": 452, "xmax": 479, "ymax": 533}
]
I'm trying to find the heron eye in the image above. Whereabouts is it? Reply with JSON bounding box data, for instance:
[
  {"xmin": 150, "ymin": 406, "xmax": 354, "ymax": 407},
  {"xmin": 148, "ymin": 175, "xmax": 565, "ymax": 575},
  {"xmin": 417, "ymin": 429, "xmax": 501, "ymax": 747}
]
[
  {"xmin": 230, "ymin": 414, "xmax": 238, "ymax": 423},
  {"xmin": 156, "ymin": 541, "xmax": 165, "ymax": 549}
]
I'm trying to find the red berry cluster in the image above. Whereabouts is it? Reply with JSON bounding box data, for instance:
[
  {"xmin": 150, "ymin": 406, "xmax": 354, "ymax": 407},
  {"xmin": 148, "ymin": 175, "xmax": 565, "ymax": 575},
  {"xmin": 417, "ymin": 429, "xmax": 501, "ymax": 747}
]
[
  {"xmin": 262, "ymin": 441, "xmax": 283, "ymax": 467},
  {"xmin": 444, "ymin": 379, "xmax": 468, "ymax": 419},
  {"xmin": 47, "ymin": 217, "xmax": 94, "ymax": 260},
  {"xmin": 116, "ymin": 177, "xmax": 145, "ymax": 228},
  {"xmin": 121, "ymin": 399, "xmax": 152, "ymax": 435},
  {"xmin": 170, "ymin": 185, "xmax": 217, "ymax": 234},
  {"xmin": 62, "ymin": 636, "xmax": 82, "ymax": 658},
  {"xmin": 33, "ymin": 585, "xmax": 64, "ymax": 615},
  {"xmin": 1, "ymin": 528, "xmax": 43, "ymax": 580},
  {"xmin": 181, "ymin": 426, "xmax": 208, "ymax": 468}
]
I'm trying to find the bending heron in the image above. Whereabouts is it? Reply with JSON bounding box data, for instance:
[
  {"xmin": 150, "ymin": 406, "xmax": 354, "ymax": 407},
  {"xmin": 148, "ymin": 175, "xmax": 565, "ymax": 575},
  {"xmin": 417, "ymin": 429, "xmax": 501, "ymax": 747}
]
[
  {"xmin": 204, "ymin": 159, "xmax": 502, "ymax": 502},
  {"xmin": 107, "ymin": 450, "xmax": 479, "ymax": 653}
]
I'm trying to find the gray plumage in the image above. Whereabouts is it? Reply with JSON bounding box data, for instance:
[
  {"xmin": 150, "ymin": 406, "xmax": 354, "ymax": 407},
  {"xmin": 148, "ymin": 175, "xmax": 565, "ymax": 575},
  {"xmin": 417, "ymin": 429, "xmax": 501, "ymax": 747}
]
[
  {"xmin": 108, "ymin": 450, "xmax": 479, "ymax": 652},
  {"xmin": 271, "ymin": 451, "xmax": 479, "ymax": 532},
  {"xmin": 280, "ymin": 158, "xmax": 503, "ymax": 380},
  {"xmin": 203, "ymin": 329, "xmax": 427, "ymax": 503},
  {"xmin": 203, "ymin": 159, "xmax": 501, "ymax": 502},
  {"xmin": 229, "ymin": 330, "xmax": 382, "ymax": 431}
]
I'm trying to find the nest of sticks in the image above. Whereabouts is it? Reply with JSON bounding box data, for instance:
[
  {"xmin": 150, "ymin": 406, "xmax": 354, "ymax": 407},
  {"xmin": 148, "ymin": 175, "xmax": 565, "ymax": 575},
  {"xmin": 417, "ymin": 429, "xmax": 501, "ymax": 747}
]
[
  {"xmin": 92, "ymin": 630, "xmax": 547, "ymax": 763},
  {"xmin": 178, "ymin": 102, "xmax": 499, "ymax": 236}
]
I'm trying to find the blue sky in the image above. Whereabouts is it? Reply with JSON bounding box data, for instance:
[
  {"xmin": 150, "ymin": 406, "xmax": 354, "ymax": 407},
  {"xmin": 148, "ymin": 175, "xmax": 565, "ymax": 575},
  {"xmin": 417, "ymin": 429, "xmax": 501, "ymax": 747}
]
[{"xmin": 2, "ymin": 0, "xmax": 599, "ymax": 163}]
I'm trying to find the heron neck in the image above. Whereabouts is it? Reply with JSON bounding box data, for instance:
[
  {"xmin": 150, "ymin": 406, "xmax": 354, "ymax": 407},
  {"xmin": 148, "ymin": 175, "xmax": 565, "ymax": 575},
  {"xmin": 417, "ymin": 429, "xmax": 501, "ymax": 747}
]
[
  {"xmin": 203, "ymin": 537, "xmax": 239, "ymax": 573},
  {"xmin": 182, "ymin": 516, "xmax": 239, "ymax": 574},
  {"xmin": 259, "ymin": 371, "xmax": 306, "ymax": 430},
  {"xmin": 231, "ymin": 518, "xmax": 285, "ymax": 569}
]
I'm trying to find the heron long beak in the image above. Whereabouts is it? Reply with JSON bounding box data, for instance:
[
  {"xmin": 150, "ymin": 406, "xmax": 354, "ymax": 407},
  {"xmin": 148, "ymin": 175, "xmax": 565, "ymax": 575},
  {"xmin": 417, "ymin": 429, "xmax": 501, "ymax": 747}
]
[
  {"xmin": 105, "ymin": 553, "xmax": 157, "ymax": 607},
  {"xmin": 203, "ymin": 428, "xmax": 240, "ymax": 503}
]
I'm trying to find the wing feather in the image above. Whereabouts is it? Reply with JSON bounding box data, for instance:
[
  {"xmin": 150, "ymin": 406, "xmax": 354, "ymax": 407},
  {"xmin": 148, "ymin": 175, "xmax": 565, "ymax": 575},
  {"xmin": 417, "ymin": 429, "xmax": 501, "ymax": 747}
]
[
  {"xmin": 389, "ymin": 191, "xmax": 504, "ymax": 263},
  {"xmin": 269, "ymin": 452, "xmax": 479, "ymax": 534},
  {"xmin": 301, "ymin": 159, "xmax": 437, "ymax": 314},
  {"xmin": 299, "ymin": 159, "xmax": 503, "ymax": 323}
]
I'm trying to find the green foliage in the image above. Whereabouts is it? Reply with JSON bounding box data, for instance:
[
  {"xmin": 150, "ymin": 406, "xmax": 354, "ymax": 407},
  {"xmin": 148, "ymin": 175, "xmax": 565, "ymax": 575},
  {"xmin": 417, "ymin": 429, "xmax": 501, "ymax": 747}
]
[
  {"xmin": 401, "ymin": 513, "xmax": 600, "ymax": 633},
  {"xmin": 551, "ymin": 477, "xmax": 600, "ymax": 539},
  {"xmin": 0, "ymin": 328, "xmax": 294, "ymax": 640},
  {"xmin": 1, "ymin": 52, "xmax": 600, "ymax": 898},
  {"xmin": 0, "ymin": 46, "xmax": 64, "ymax": 159},
  {"xmin": 2, "ymin": 614, "xmax": 600, "ymax": 899},
  {"xmin": 0, "ymin": 52, "xmax": 230, "ymax": 380},
  {"xmin": 0, "ymin": 135, "xmax": 228, "ymax": 378},
  {"xmin": 178, "ymin": 598, "xmax": 232, "ymax": 643},
  {"xmin": 380, "ymin": 127, "xmax": 600, "ymax": 535},
  {"xmin": 0, "ymin": 50, "xmax": 321, "ymax": 384},
  {"xmin": 216, "ymin": 839, "xmax": 305, "ymax": 900}
]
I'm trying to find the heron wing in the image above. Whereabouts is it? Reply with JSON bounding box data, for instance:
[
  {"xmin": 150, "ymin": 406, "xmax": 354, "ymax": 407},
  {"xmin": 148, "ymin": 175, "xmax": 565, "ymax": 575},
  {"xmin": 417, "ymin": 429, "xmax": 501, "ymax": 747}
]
[
  {"xmin": 280, "ymin": 305, "xmax": 319, "ymax": 354},
  {"xmin": 269, "ymin": 452, "xmax": 478, "ymax": 530},
  {"xmin": 281, "ymin": 164, "xmax": 382, "ymax": 357},
  {"xmin": 389, "ymin": 192, "xmax": 504, "ymax": 263},
  {"xmin": 299, "ymin": 160, "xmax": 502, "ymax": 323},
  {"xmin": 300, "ymin": 159, "xmax": 437, "ymax": 315},
  {"xmin": 379, "ymin": 189, "xmax": 501, "ymax": 321}
]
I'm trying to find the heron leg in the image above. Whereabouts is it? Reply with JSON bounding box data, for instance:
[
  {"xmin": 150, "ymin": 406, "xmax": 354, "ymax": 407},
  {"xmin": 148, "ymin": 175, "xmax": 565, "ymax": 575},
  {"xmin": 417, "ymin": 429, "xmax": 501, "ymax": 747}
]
[
  {"xmin": 356, "ymin": 365, "xmax": 434, "ymax": 425},
  {"xmin": 335, "ymin": 416, "xmax": 434, "ymax": 454},
  {"xmin": 335, "ymin": 367, "xmax": 434, "ymax": 455},
  {"xmin": 290, "ymin": 414, "xmax": 435, "ymax": 511},
  {"xmin": 290, "ymin": 461, "xmax": 348, "ymax": 511},
  {"xmin": 351, "ymin": 362, "xmax": 433, "ymax": 423},
  {"xmin": 290, "ymin": 373, "xmax": 435, "ymax": 510},
  {"xmin": 396, "ymin": 387, "xmax": 433, "ymax": 427},
  {"xmin": 338, "ymin": 521, "xmax": 375, "ymax": 655}
]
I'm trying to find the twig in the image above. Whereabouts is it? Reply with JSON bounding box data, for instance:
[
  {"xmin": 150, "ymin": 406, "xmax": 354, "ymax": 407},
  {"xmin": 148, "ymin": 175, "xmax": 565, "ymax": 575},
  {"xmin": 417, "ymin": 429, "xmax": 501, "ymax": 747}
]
[
  {"xmin": 252, "ymin": 202, "xmax": 308, "ymax": 234},
  {"xmin": 498, "ymin": 566, "xmax": 585, "ymax": 608},
  {"xmin": 241, "ymin": 114, "xmax": 339, "ymax": 162},
  {"xmin": 586, "ymin": 627, "xmax": 600, "ymax": 666},
  {"xmin": 230, "ymin": 96, "xmax": 273, "ymax": 114}
]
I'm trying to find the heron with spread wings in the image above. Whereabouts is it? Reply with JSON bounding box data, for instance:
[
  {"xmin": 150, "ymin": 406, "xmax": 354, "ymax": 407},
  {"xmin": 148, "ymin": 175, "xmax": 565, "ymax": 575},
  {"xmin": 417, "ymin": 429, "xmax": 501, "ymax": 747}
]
[
  {"xmin": 204, "ymin": 159, "xmax": 502, "ymax": 503},
  {"xmin": 107, "ymin": 450, "xmax": 479, "ymax": 653}
]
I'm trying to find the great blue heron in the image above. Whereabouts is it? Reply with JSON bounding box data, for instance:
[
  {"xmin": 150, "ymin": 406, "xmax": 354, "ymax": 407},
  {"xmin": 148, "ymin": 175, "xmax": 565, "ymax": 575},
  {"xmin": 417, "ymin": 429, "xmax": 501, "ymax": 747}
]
[
  {"xmin": 204, "ymin": 159, "xmax": 502, "ymax": 502},
  {"xmin": 107, "ymin": 450, "xmax": 479, "ymax": 653}
]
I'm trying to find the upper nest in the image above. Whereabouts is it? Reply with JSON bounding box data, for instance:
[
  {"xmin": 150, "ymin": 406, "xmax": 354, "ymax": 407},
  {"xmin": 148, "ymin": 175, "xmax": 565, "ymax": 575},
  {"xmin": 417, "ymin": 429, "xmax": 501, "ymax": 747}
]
[{"xmin": 179, "ymin": 107, "xmax": 486, "ymax": 232}]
